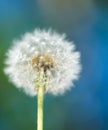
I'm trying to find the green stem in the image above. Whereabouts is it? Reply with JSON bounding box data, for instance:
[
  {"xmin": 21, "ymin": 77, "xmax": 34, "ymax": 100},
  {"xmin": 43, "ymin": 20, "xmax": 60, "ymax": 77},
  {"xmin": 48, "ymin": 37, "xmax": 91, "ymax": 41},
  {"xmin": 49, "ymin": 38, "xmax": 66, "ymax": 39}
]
[{"xmin": 37, "ymin": 84, "xmax": 44, "ymax": 130}]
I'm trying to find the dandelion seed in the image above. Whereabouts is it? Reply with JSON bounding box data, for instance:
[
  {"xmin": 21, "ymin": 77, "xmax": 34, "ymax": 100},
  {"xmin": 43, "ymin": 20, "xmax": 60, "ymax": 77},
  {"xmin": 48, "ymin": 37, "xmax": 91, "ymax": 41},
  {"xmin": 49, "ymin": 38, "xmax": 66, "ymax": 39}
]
[{"xmin": 4, "ymin": 29, "xmax": 81, "ymax": 96}]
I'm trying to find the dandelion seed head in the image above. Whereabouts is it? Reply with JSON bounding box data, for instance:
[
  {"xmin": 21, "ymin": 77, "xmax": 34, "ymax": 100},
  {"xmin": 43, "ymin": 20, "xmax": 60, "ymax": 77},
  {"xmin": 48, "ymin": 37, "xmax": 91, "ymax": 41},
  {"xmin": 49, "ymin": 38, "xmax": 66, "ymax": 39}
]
[{"xmin": 4, "ymin": 29, "xmax": 81, "ymax": 96}]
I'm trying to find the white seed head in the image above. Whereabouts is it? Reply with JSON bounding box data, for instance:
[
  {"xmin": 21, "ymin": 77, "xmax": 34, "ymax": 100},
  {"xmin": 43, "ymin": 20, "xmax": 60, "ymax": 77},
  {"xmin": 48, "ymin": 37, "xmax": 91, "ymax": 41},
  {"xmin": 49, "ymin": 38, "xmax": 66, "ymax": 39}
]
[{"xmin": 4, "ymin": 29, "xmax": 81, "ymax": 96}]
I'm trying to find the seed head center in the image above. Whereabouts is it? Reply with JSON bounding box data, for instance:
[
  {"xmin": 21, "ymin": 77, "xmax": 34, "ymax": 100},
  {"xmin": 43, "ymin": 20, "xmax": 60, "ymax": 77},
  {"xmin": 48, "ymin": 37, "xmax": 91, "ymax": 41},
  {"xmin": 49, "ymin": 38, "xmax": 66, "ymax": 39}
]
[{"xmin": 32, "ymin": 54, "xmax": 55, "ymax": 72}]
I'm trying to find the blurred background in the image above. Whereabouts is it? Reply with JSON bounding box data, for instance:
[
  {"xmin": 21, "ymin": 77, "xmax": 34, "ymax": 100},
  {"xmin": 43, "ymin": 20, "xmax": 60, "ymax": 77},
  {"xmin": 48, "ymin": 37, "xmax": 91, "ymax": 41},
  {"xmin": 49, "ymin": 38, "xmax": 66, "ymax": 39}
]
[{"xmin": 0, "ymin": 0, "xmax": 108, "ymax": 130}]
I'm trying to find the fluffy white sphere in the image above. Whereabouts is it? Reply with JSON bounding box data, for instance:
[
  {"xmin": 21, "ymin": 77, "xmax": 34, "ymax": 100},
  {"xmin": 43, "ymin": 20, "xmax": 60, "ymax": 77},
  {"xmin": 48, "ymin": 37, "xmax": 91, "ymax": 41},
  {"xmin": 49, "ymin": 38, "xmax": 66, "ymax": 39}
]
[{"xmin": 4, "ymin": 29, "xmax": 81, "ymax": 96}]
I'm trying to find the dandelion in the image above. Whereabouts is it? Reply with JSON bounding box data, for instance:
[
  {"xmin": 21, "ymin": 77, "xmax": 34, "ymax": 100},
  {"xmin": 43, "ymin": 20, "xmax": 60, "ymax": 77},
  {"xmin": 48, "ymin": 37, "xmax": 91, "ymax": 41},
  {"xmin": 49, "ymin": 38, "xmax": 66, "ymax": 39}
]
[{"xmin": 4, "ymin": 29, "xmax": 81, "ymax": 130}]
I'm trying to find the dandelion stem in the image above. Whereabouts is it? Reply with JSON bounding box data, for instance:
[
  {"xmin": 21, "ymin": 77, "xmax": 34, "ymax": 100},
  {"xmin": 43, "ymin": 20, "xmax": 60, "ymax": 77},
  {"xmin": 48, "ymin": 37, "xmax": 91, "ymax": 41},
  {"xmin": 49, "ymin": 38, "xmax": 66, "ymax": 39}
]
[
  {"xmin": 37, "ymin": 86, "xmax": 44, "ymax": 130},
  {"xmin": 37, "ymin": 70, "xmax": 44, "ymax": 130}
]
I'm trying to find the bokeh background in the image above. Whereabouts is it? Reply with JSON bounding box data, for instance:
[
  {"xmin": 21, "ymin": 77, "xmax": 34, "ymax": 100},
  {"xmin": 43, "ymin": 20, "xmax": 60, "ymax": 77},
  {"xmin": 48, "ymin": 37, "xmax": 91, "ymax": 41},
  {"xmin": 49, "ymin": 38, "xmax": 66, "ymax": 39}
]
[{"xmin": 0, "ymin": 0, "xmax": 108, "ymax": 130}]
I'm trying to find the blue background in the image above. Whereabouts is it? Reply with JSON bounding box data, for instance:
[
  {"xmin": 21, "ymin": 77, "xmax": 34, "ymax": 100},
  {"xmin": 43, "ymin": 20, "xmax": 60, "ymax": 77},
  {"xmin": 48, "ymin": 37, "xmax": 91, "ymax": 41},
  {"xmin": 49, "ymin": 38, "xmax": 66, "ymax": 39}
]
[{"xmin": 0, "ymin": 0, "xmax": 108, "ymax": 130}]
